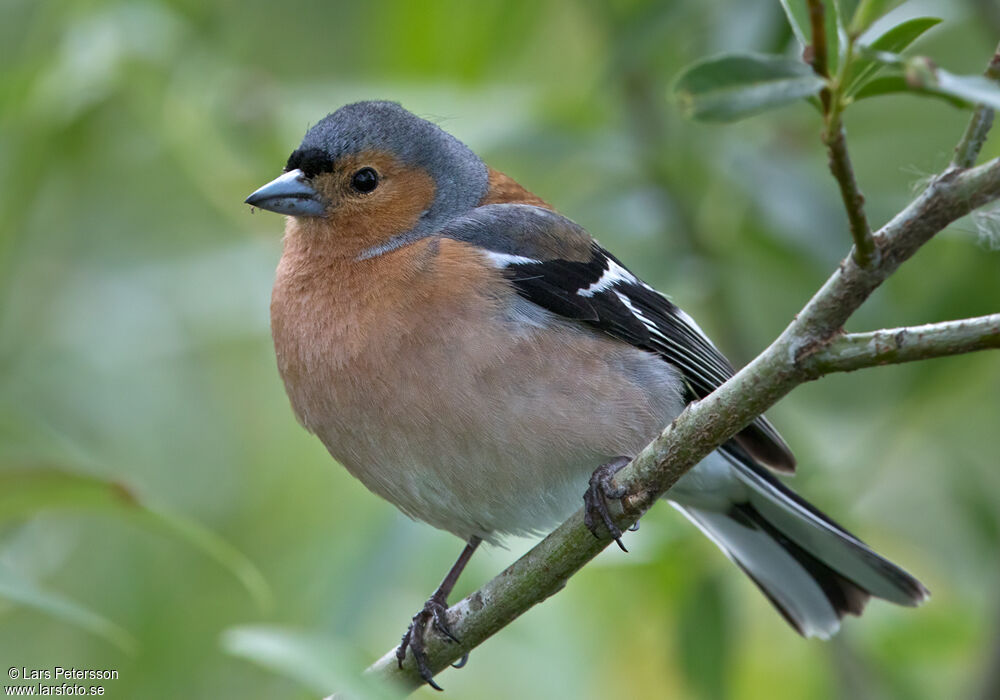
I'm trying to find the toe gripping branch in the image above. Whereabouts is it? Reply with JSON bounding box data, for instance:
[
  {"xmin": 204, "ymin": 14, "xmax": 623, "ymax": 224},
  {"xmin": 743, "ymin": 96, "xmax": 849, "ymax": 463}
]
[
  {"xmin": 396, "ymin": 593, "xmax": 458, "ymax": 691},
  {"xmin": 397, "ymin": 456, "xmax": 635, "ymax": 689},
  {"xmin": 396, "ymin": 537, "xmax": 481, "ymax": 691},
  {"xmin": 583, "ymin": 456, "xmax": 634, "ymax": 552}
]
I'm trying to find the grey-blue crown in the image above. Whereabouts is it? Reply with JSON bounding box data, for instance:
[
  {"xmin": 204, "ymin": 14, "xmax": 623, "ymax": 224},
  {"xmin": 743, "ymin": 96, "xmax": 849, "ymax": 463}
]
[{"xmin": 294, "ymin": 101, "xmax": 489, "ymax": 251}]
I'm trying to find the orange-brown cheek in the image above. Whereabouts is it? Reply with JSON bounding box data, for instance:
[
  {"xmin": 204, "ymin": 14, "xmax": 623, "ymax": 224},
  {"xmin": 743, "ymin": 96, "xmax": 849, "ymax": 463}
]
[{"xmin": 311, "ymin": 153, "xmax": 437, "ymax": 256}]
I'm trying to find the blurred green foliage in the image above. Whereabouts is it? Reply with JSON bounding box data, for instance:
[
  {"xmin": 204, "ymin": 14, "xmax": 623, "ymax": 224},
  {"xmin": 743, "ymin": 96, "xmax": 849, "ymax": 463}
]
[{"xmin": 1, "ymin": 1, "xmax": 998, "ymax": 698}]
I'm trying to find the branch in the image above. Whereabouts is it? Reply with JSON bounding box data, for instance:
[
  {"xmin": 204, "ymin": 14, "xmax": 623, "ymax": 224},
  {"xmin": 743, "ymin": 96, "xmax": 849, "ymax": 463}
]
[
  {"xmin": 806, "ymin": 0, "xmax": 830, "ymax": 81},
  {"xmin": 365, "ymin": 157, "xmax": 1000, "ymax": 694},
  {"xmin": 806, "ymin": 0, "xmax": 876, "ymax": 267},
  {"xmin": 825, "ymin": 123, "xmax": 876, "ymax": 266},
  {"xmin": 808, "ymin": 315, "xmax": 1000, "ymax": 374},
  {"xmin": 953, "ymin": 42, "xmax": 1000, "ymax": 169}
]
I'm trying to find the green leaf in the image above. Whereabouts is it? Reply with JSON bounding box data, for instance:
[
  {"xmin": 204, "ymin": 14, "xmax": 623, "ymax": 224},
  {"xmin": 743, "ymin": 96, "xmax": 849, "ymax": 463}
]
[
  {"xmin": 851, "ymin": 74, "xmax": 972, "ymax": 109},
  {"xmin": 832, "ymin": 0, "xmax": 856, "ymax": 69},
  {"xmin": 779, "ymin": 0, "xmax": 810, "ymax": 47},
  {"xmin": 0, "ymin": 467, "xmax": 272, "ymax": 612},
  {"xmin": 0, "ymin": 563, "xmax": 136, "ymax": 653},
  {"xmin": 221, "ymin": 625, "xmax": 396, "ymax": 700},
  {"xmin": 849, "ymin": 56, "xmax": 1000, "ymax": 112},
  {"xmin": 850, "ymin": 0, "xmax": 905, "ymax": 34},
  {"xmin": 931, "ymin": 69, "xmax": 1000, "ymax": 111},
  {"xmin": 864, "ymin": 17, "xmax": 941, "ymax": 60},
  {"xmin": 847, "ymin": 17, "xmax": 942, "ymax": 95},
  {"xmin": 674, "ymin": 53, "xmax": 824, "ymax": 122},
  {"xmin": 869, "ymin": 56, "xmax": 1000, "ymax": 111},
  {"xmin": 836, "ymin": 0, "xmax": 860, "ymax": 20}
]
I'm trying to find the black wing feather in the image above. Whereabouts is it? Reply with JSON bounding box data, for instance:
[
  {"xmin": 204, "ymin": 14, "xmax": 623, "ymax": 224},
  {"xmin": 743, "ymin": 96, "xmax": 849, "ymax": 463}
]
[
  {"xmin": 436, "ymin": 203, "xmax": 794, "ymax": 472},
  {"xmin": 505, "ymin": 259, "xmax": 602, "ymax": 322},
  {"xmin": 502, "ymin": 243, "xmax": 796, "ymax": 472}
]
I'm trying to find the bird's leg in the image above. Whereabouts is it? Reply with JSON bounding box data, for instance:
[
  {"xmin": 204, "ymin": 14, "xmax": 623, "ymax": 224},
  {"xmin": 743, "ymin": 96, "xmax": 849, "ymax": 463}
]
[
  {"xmin": 396, "ymin": 536, "xmax": 482, "ymax": 690},
  {"xmin": 583, "ymin": 456, "xmax": 632, "ymax": 552}
]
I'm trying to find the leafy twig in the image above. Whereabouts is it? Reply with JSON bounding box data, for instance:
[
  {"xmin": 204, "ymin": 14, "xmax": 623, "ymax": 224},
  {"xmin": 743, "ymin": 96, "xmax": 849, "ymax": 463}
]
[
  {"xmin": 807, "ymin": 0, "xmax": 876, "ymax": 267},
  {"xmin": 953, "ymin": 41, "xmax": 1000, "ymax": 169}
]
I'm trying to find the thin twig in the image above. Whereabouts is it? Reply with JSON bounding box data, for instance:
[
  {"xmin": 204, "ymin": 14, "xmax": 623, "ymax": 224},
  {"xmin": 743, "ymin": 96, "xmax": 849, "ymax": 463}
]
[
  {"xmin": 365, "ymin": 158, "xmax": 1000, "ymax": 694},
  {"xmin": 807, "ymin": 314, "xmax": 1000, "ymax": 374},
  {"xmin": 806, "ymin": 0, "xmax": 832, "ymax": 114},
  {"xmin": 825, "ymin": 123, "xmax": 876, "ymax": 266},
  {"xmin": 806, "ymin": 0, "xmax": 876, "ymax": 267},
  {"xmin": 953, "ymin": 42, "xmax": 1000, "ymax": 169},
  {"xmin": 806, "ymin": 0, "xmax": 829, "ymax": 79}
]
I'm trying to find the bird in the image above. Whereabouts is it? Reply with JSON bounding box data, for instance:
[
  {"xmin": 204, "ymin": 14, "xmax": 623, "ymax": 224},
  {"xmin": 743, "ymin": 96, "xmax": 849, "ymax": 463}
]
[{"xmin": 246, "ymin": 100, "xmax": 928, "ymax": 689}]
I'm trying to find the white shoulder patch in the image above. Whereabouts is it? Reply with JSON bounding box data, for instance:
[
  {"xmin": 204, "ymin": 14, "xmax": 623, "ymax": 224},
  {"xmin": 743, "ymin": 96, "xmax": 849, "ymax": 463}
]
[
  {"xmin": 482, "ymin": 251, "xmax": 541, "ymax": 267},
  {"xmin": 579, "ymin": 258, "xmax": 638, "ymax": 297}
]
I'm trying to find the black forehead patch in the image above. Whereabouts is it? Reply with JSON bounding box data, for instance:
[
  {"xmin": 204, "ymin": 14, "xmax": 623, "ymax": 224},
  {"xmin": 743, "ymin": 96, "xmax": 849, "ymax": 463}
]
[{"xmin": 285, "ymin": 147, "xmax": 334, "ymax": 178}]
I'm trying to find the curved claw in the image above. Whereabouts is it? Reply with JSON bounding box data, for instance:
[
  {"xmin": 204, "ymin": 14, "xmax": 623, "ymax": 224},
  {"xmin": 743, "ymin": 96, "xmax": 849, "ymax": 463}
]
[
  {"xmin": 394, "ymin": 537, "xmax": 481, "ymax": 690},
  {"xmin": 430, "ymin": 602, "xmax": 461, "ymax": 643},
  {"xmin": 395, "ymin": 596, "xmax": 461, "ymax": 690},
  {"xmin": 583, "ymin": 457, "xmax": 631, "ymax": 552}
]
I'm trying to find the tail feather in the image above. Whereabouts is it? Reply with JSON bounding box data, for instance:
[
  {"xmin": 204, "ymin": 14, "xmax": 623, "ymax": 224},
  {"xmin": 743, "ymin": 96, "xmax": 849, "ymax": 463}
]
[
  {"xmin": 672, "ymin": 451, "xmax": 928, "ymax": 638},
  {"xmin": 733, "ymin": 457, "xmax": 929, "ymax": 606},
  {"xmin": 731, "ymin": 503, "xmax": 869, "ymax": 626},
  {"xmin": 677, "ymin": 503, "xmax": 847, "ymax": 638}
]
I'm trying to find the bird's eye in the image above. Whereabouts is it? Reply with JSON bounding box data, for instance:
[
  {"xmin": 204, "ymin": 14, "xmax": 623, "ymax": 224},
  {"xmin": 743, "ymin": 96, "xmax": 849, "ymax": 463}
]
[{"xmin": 351, "ymin": 167, "xmax": 379, "ymax": 193}]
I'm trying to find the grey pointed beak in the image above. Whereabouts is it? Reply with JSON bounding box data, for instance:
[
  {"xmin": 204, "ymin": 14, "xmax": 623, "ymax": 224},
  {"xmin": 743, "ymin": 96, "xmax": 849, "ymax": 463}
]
[{"xmin": 245, "ymin": 169, "xmax": 327, "ymax": 216}]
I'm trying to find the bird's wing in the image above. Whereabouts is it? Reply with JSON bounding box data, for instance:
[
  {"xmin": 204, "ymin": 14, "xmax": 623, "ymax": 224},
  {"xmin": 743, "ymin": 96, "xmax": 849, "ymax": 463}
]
[{"xmin": 439, "ymin": 203, "xmax": 796, "ymax": 473}]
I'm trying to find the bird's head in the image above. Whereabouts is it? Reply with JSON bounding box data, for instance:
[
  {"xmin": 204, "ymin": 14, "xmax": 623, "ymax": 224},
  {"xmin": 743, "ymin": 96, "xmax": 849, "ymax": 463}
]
[{"xmin": 246, "ymin": 101, "xmax": 488, "ymax": 256}]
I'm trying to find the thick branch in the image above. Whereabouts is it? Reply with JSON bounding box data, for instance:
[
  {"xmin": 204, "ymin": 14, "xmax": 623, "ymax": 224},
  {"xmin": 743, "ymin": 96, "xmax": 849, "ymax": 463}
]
[
  {"xmin": 366, "ymin": 157, "xmax": 1000, "ymax": 694},
  {"xmin": 953, "ymin": 43, "xmax": 1000, "ymax": 169},
  {"xmin": 808, "ymin": 315, "xmax": 1000, "ymax": 374}
]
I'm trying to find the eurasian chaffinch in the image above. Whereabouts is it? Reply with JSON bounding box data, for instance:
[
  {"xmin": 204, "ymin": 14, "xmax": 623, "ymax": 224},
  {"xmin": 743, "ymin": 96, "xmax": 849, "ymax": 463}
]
[{"xmin": 246, "ymin": 101, "xmax": 927, "ymax": 688}]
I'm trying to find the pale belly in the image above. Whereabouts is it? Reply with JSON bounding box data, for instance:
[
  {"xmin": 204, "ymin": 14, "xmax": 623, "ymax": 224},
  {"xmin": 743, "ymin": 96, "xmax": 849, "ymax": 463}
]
[{"xmin": 280, "ymin": 309, "xmax": 687, "ymax": 543}]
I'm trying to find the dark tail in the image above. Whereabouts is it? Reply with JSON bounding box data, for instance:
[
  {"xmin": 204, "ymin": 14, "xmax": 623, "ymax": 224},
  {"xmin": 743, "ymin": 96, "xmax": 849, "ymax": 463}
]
[{"xmin": 674, "ymin": 455, "xmax": 928, "ymax": 638}]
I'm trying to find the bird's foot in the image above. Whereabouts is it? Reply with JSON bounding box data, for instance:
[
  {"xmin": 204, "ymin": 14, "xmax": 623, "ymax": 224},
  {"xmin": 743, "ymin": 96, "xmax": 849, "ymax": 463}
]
[
  {"xmin": 583, "ymin": 456, "xmax": 631, "ymax": 552},
  {"xmin": 395, "ymin": 592, "xmax": 460, "ymax": 691}
]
